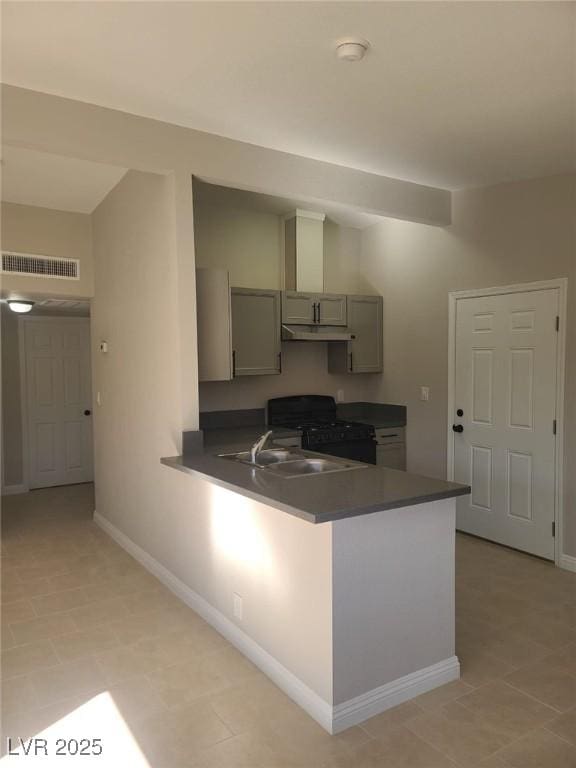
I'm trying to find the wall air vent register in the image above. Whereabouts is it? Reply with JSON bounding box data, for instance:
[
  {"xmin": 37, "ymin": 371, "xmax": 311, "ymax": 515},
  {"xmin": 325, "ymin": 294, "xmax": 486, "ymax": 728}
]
[{"xmin": 1, "ymin": 252, "xmax": 80, "ymax": 280}]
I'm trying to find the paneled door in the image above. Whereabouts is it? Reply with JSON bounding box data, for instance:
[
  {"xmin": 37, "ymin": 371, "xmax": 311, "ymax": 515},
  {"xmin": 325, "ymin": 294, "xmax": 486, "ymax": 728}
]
[
  {"xmin": 231, "ymin": 288, "xmax": 281, "ymax": 376},
  {"xmin": 452, "ymin": 288, "xmax": 559, "ymax": 559},
  {"xmin": 24, "ymin": 318, "xmax": 93, "ymax": 489}
]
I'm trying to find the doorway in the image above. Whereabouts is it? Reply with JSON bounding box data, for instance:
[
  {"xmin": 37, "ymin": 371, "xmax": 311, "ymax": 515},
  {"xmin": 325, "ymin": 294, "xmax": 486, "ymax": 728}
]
[
  {"xmin": 2, "ymin": 302, "xmax": 94, "ymax": 493},
  {"xmin": 448, "ymin": 280, "xmax": 566, "ymax": 562},
  {"xmin": 21, "ymin": 314, "xmax": 93, "ymax": 488}
]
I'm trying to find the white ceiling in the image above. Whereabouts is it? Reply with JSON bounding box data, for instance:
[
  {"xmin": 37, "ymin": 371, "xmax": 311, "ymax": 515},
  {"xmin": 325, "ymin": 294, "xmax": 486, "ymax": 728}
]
[
  {"xmin": 2, "ymin": 2, "xmax": 575, "ymax": 190},
  {"xmin": 1, "ymin": 146, "xmax": 127, "ymax": 213}
]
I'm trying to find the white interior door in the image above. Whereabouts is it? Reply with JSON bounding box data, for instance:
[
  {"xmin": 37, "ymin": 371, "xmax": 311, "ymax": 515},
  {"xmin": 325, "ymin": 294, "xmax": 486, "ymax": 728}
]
[
  {"xmin": 452, "ymin": 289, "xmax": 559, "ymax": 560},
  {"xmin": 24, "ymin": 318, "xmax": 94, "ymax": 489}
]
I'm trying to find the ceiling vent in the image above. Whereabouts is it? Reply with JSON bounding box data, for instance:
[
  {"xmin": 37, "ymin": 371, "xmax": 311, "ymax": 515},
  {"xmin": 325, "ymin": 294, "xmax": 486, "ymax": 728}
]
[{"xmin": 1, "ymin": 252, "xmax": 80, "ymax": 280}]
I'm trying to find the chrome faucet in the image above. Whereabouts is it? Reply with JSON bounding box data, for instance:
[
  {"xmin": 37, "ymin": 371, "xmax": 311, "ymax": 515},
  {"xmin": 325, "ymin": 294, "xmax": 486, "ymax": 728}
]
[{"xmin": 250, "ymin": 430, "xmax": 273, "ymax": 464}]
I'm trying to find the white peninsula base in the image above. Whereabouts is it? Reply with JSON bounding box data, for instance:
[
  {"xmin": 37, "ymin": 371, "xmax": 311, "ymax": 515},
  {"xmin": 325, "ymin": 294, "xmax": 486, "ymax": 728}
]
[{"xmin": 97, "ymin": 487, "xmax": 459, "ymax": 735}]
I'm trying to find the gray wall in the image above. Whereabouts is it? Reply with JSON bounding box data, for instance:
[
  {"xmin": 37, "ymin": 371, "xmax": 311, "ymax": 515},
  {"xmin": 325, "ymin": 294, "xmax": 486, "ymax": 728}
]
[
  {"xmin": 91, "ymin": 169, "xmax": 334, "ymax": 703},
  {"xmin": 1, "ymin": 202, "xmax": 94, "ymax": 490},
  {"xmin": 1, "ymin": 310, "xmax": 23, "ymax": 487},
  {"xmin": 361, "ymin": 173, "xmax": 576, "ymax": 555},
  {"xmin": 1, "ymin": 201, "xmax": 94, "ymax": 298},
  {"xmin": 199, "ymin": 342, "xmax": 374, "ymax": 412}
]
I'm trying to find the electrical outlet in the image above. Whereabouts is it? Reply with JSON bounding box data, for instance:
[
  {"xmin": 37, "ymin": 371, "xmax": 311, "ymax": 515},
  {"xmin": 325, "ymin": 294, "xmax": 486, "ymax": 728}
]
[
  {"xmin": 420, "ymin": 386, "xmax": 430, "ymax": 402},
  {"xmin": 233, "ymin": 593, "xmax": 243, "ymax": 621},
  {"xmin": 336, "ymin": 389, "xmax": 345, "ymax": 403}
]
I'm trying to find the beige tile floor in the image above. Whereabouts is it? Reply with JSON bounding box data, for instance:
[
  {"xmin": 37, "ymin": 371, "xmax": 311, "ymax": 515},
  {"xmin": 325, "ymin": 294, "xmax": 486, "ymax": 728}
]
[{"xmin": 1, "ymin": 483, "xmax": 575, "ymax": 767}]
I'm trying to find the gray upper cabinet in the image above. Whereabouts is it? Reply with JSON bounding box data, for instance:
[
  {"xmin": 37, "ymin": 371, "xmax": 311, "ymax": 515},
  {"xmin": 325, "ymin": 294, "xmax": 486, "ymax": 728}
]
[
  {"xmin": 231, "ymin": 288, "xmax": 282, "ymax": 376},
  {"xmin": 282, "ymin": 291, "xmax": 347, "ymax": 326},
  {"xmin": 317, "ymin": 295, "xmax": 347, "ymax": 326},
  {"xmin": 197, "ymin": 269, "xmax": 381, "ymax": 380},
  {"xmin": 196, "ymin": 268, "xmax": 233, "ymax": 382},
  {"xmin": 328, "ymin": 295, "xmax": 383, "ymax": 374},
  {"xmin": 282, "ymin": 291, "xmax": 315, "ymax": 325},
  {"xmin": 349, "ymin": 295, "xmax": 383, "ymax": 373}
]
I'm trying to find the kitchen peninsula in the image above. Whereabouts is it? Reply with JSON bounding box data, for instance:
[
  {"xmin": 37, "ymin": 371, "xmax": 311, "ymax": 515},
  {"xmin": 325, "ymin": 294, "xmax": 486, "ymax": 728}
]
[{"xmin": 161, "ymin": 429, "xmax": 469, "ymax": 734}]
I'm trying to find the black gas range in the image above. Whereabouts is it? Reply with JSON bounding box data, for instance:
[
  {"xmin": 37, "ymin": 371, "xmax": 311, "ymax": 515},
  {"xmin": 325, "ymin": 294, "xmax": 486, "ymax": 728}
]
[{"xmin": 267, "ymin": 395, "xmax": 376, "ymax": 464}]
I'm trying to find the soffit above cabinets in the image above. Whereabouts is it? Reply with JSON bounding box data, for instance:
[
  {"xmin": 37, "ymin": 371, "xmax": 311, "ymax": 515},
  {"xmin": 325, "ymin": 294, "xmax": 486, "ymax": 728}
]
[{"xmin": 193, "ymin": 180, "xmax": 382, "ymax": 230}]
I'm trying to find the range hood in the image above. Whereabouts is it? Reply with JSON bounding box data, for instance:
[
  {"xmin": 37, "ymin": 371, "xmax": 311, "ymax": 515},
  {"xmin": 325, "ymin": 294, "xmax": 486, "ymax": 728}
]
[
  {"xmin": 282, "ymin": 325, "xmax": 353, "ymax": 342},
  {"xmin": 282, "ymin": 209, "xmax": 352, "ymax": 342}
]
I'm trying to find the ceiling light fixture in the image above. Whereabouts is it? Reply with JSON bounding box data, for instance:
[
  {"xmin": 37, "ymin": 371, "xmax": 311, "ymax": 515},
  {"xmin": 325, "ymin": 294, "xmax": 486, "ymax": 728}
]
[
  {"xmin": 7, "ymin": 300, "xmax": 35, "ymax": 314},
  {"xmin": 335, "ymin": 37, "xmax": 370, "ymax": 62}
]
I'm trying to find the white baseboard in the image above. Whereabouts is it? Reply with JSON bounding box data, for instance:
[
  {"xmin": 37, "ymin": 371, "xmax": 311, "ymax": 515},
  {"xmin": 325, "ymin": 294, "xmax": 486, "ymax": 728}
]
[
  {"xmin": 1, "ymin": 484, "xmax": 28, "ymax": 496},
  {"xmin": 94, "ymin": 511, "xmax": 460, "ymax": 734},
  {"xmin": 94, "ymin": 512, "xmax": 333, "ymax": 730},
  {"xmin": 333, "ymin": 656, "xmax": 460, "ymax": 732},
  {"xmin": 559, "ymin": 554, "xmax": 576, "ymax": 573}
]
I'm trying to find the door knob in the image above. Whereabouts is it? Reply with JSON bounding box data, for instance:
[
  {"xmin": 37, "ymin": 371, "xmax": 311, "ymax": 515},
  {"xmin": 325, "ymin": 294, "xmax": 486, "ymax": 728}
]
[
  {"xmin": 452, "ymin": 424, "xmax": 464, "ymax": 433},
  {"xmin": 84, "ymin": 410, "xmax": 92, "ymax": 416}
]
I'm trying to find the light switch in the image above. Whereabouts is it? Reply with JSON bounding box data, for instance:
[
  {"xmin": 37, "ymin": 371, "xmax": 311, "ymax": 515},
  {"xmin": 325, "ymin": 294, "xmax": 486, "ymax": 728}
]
[
  {"xmin": 336, "ymin": 389, "xmax": 345, "ymax": 403},
  {"xmin": 420, "ymin": 386, "xmax": 430, "ymax": 402}
]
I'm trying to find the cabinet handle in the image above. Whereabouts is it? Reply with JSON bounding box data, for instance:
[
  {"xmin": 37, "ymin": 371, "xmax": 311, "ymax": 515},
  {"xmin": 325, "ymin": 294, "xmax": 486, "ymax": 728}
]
[
  {"xmin": 278, "ymin": 352, "xmax": 282, "ymax": 373},
  {"xmin": 318, "ymin": 303, "xmax": 321, "ymax": 323},
  {"xmin": 313, "ymin": 302, "xmax": 317, "ymax": 323},
  {"xmin": 349, "ymin": 352, "xmax": 353, "ymax": 372},
  {"xmin": 232, "ymin": 350, "xmax": 236, "ymax": 378}
]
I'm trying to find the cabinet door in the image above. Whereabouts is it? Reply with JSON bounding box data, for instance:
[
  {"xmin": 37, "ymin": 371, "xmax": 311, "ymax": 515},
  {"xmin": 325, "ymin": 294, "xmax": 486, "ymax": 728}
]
[
  {"xmin": 282, "ymin": 292, "xmax": 315, "ymax": 325},
  {"xmin": 317, "ymin": 294, "xmax": 347, "ymax": 326},
  {"xmin": 231, "ymin": 288, "xmax": 281, "ymax": 376},
  {"xmin": 348, "ymin": 296, "xmax": 383, "ymax": 373},
  {"xmin": 376, "ymin": 443, "xmax": 406, "ymax": 471},
  {"xmin": 282, "ymin": 291, "xmax": 347, "ymax": 325},
  {"xmin": 196, "ymin": 269, "xmax": 232, "ymax": 382}
]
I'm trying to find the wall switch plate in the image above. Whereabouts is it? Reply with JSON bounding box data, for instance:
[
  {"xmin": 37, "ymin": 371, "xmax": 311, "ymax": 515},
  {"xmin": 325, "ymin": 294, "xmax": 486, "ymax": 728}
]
[
  {"xmin": 96, "ymin": 392, "xmax": 102, "ymax": 407},
  {"xmin": 99, "ymin": 341, "xmax": 108, "ymax": 353},
  {"xmin": 420, "ymin": 386, "xmax": 430, "ymax": 402},
  {"xmin": 336, "ymin": 389, "xmax": 345, "ymax": 403},
  {"xmin": 233, "ymin": 593, "xmax": 243, "ymax": 621}
]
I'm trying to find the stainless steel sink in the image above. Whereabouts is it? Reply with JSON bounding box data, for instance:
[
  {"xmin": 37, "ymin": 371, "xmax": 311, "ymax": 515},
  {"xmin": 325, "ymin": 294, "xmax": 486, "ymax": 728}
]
[
  {"xmin": 218, "ymin": 449, "xmax": 303, "ymax": 467},
  {"xmin": 264, "ymin": 458, "xmax": 366, "ymax": 479},
  {"xmin": 218, "ymin": 449, "xmax": 367, "ymax": 478}
]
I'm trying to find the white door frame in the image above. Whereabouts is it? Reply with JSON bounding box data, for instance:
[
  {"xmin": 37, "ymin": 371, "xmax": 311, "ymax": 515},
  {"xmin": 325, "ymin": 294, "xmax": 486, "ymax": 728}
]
[
  {"xmin": 447, "ymin": 278, "xmax": 567, "ymax": 568},
  {"xmin": 18, "ymin": 315, "xmax": 93, "ymax": 492}
]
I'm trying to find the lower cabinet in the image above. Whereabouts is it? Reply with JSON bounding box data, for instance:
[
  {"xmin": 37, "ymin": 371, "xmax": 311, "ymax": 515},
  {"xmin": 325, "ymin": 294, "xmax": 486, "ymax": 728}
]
[
  {"xmin": 231, "ymin": 288, "xmax": 282, "ymax": 376},
  {"xmin": 376, "ymin": 443, "xmax": 406, "ymax": 470},
  {"xmin": 328, "ymin": 295, "xmax": 383, "ymax": 374},
  {"xmin": 375, "ymin": 428, "xmax": 406, "ymax": 471}
]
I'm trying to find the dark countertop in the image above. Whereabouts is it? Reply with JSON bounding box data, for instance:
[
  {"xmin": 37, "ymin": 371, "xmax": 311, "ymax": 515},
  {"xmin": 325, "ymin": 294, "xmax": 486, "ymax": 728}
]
[
  {"xmin": 161, "ymin": 430, "xmax": 469, "ymax": 524},
  {"xmin": 336, "ymin": 402, "xmax": 406, "ymax": 429}
]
